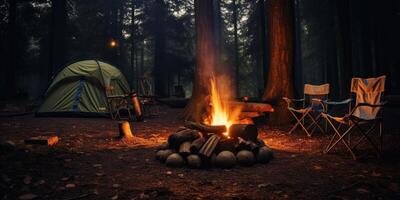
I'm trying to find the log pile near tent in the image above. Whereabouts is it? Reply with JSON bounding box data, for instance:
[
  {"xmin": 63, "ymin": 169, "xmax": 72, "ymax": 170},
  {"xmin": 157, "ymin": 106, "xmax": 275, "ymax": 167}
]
[{"xmin": 156, "ymin": 121, "xmax": 273, "ymax": 169}]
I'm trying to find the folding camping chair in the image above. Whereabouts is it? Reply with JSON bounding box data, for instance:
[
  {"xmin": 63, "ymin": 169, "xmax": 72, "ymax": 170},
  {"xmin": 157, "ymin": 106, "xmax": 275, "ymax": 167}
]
[
  {"xmin": 283, "ymin": 83, "xmax": 330, "ymax": 137},
  {"xmin": 105, "ymin": 83, "xmax": 132, "ymax": 120},
  {"xmin": 139, "ymin": 76, "xmax": 160, "ymax": 117},
  {"xmin": 321, "ymin": 76, "xmax": 386, "ymax": 160}
]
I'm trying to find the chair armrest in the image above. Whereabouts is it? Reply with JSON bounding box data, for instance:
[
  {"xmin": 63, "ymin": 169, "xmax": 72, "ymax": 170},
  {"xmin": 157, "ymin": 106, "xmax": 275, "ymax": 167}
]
[
  {"xmin": 282, "ymin": 97, "xmax": 304, "ymax": 108},
  {"xmin": 282, "ymin": 97, "xmax": 304, "ymax": 103},
  {"xmin": 356, "ymin": 101, "xmax": 387, "ymax": 108},
  {"xmin": 323, "ymin": 98, "xmax": 353, "ymax": 105}
]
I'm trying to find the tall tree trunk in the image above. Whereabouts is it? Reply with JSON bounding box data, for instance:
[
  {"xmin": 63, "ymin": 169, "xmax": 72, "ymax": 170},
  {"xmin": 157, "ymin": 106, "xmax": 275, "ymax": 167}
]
[
  {"xmin": 262, "ymin": 0, "xmax": 294, "ymax": 126},
  {"xmin": 49, "ymin": 0, "xmax": 67, "ymax": 80},
  {"xmin": 257, "ymin": 0, "xmax": 267, "ymax": 97},
  {"xmin": 118, "ymin": 1, "xmax": 124, "ymax": 70},
  {"xmin": 183, "ymin": 0, "xmax": 217, "ymax": 122},
  {"xmin": 130, "ymin": 0, "xmax": 135, "ymax": 90},
  {"xmin": 153, "ymin": 0, "xmax": 168, "ymax": 97},
  {"xmin": 6, "ymin": 0, "xmax": 16, "ymax": 97},
  {"xmin": 213, "ymin": 0, "xmax": 222, "ymax": 73},
  {"xmin": 232, "ymin": 0, "xmax": 240, "ymax": 97},
  {"xmin": 138, "ymin": 36, "xmax": 144, "ymax": 93},
  {"xmin": 293, "ymin": 0, "xmax": 303, "ymax": 97},
  {"xmin": 334, "ymin": 0, "xmax": 353, "ymax": 98}
]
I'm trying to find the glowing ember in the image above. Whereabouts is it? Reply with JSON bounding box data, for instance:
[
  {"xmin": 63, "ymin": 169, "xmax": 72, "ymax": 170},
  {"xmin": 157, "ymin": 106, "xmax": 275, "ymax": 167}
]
[{"xmin": 206, "ymin": 77, "xmax": 242, "ymax": 137}]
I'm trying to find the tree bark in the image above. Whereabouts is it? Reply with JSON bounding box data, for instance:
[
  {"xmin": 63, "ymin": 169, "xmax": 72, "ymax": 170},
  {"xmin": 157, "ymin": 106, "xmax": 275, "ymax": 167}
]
[
  {"xmin": 257, "ymin": 0, "xmax": 268, "ymax": 97},
  {"xmin": 183, "ymin": 0, "xmax": 218, "ymax": 122},
  {"xmin": 49, "ymin": 0, "xmax": 67, "ymax": 80},
  {"xmin": 334, "ymin": 0, "xmax": 353, "ymax": 98},
  {"xmin": 262, "ymin": 0, "xmax": 295, "ymax": 126},
  {"xmin": 131, "ymin": 0, "xmax": 135, "ymax": 89},
  {"xmin": 153, "ymin": 0, "xmax": 168, "ymax": 97},
  {"xmin": 232, "ymin": 0, "xmax": 240, "ymax": 97},
  {"xmin": 6, "ymin": 0, "xmax": 17, "ymax": 97}
]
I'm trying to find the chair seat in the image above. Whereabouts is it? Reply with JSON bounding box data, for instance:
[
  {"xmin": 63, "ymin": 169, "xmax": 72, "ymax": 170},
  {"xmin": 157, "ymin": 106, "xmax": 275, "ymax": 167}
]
[
  {"xmin": 322, "ymin": 113, "xmax": 381, "ymax": 125},
  {"xmin": 288, "ymin": 107, "xmax": 311, "ymax": 113}
]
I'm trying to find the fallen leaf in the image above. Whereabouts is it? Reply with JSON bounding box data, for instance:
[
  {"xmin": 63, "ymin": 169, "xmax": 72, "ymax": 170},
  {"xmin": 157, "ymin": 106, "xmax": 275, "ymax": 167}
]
[
  {"xmin": 61, "ymin": 177, "xmax": 69, "ymax": 181},
  {"xmin": 178, "ymin": 174, "xmax": 184, "ymax": 179},
  {"xmin": 389, "ymin": 183, "xmax": 399, "ymax": 192},
  {"xmin": 19, "ymin": 193, "xmax": 37, "ymax": 200},
  {"xmin": 93, "ymin": 164, "xmax": 102, "ymax": 168},
  {"xmin": 139, "ymin": 192, "xmax": 149, "ymax": 199},
  {"xmin": 65, "ymin": 183, "xmax": 76, "ymax": 188},
  {"xmin": 166, "ymin": 171, "xmax": 172, "ymax": 175},
  {"xmin": 23, "ymin": 176, "xmax": 32, "ymax": 185},
  {"xmin": 356, "ymin": 188, "xmax": 370, "ymax": 194},
  {"xmin": 96, "ymin": 173, "xmax": 104, "ymax": 177},
  {"xmin": 372, "ymin": 171, "xmax": 381, "ymax": 177},
  {"xmin": 313, "ymin": 165, "xmax": 322, "ymax": 170},
  {"xmin": 257, "ymin": 183, "xmax": 269, "ymax": 188},
  {"xmin": 33, "ymin": 180, "xmax": 45, "ymax": 186},
  {"xmin": 112, "ymin": 184, "xmax": 120, "ymax": 189},
  {"xmin": 93, "ymin": 189, "xmax": 99, "ymax": 195},
  {"xmin": 111, "ymin": 194, "xmax": 118, "ymax": 200}
]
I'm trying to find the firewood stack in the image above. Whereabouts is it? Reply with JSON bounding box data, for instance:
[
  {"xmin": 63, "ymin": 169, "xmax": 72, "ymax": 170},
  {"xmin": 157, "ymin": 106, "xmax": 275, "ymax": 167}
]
[{"xmin": 155, "ymin": 121, "xmax": 273, "ymax": 169}]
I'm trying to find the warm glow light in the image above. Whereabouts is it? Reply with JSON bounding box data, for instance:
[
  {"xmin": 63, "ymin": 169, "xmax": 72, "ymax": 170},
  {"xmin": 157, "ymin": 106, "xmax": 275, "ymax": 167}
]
[
  {"xmin": 207, "ymin": 76, "xmax": 242, "ymax": 137},
  {"xmin": 109, "ymin": 39, "xmax": 117, "ymax": 48}
]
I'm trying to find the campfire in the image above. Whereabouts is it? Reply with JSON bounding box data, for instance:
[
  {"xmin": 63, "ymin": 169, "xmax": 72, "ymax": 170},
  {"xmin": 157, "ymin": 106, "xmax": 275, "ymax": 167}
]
[{"xmin": 156, "ymin": 77, "xmax": 273, "ymax": 169}]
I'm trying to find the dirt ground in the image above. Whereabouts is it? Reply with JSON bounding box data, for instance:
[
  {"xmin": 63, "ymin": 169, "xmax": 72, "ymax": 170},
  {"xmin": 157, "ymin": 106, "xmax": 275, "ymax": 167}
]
[{"xmin": 1, "ymin": 107, "xmax": 400, "ymax": 200}]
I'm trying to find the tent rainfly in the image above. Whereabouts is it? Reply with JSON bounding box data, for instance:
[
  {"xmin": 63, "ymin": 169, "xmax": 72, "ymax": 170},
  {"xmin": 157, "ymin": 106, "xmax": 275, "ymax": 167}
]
[{"xmin": 37, "ymin": 60, "xmax": 130, "ymax": 117}]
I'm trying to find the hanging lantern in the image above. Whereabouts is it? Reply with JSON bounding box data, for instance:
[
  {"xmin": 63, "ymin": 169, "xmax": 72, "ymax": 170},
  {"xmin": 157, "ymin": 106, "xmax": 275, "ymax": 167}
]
[{"xmin": 109, "ymin": 39, "xmax": 118, "ymax": 48}]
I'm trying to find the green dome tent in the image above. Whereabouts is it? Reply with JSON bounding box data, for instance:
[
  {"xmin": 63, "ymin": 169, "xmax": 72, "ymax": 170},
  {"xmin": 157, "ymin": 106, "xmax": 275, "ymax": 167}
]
[{"xmin": 37, "ymin": 60, "xmax": 130, "ymax": 117}]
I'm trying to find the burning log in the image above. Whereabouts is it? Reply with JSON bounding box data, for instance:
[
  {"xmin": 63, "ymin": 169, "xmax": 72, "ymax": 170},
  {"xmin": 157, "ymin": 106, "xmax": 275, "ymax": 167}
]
[
  {"xmin": 239, "ymin": 112, "xmax": 263, "ymax": 119},
  {"xmin": 216, "ymin": 138, "xmax": 236, "ymax": 153},
  {"xmin": 176, "ymin": 126, "xmax": 188, "ymax": 132},
  {"xmin": 199, "ymin": 135, "xmax": 221, "ymax": 158},
  {"xmin": 24, "ymin": 136, "xmax": 59, "ymax": 146},
  {"xmin": 227, "ymin": 101, "xmax": 274, "ymax": 113},
  {"xmin": 118, "ymin": 121, "xmax": 134, "ymax": 140},
  {"xmin": 228, "ymin": 124, "xmax": 258, "ymax": 141},
  {"xmin": 190, "ymin": 137, "xmax": 206, "ymax": 154},
  {"xmin": 168, "ymin": 129, "xmax": 201, "ymax": 149},
  {"xmin": 236, "ymin": 137, "xmax": 261, "ymax": 152},
  {"xmin": 184, "ymin": 121, "xmax": 227, "ymax": 134},
  {"xmin": 179, "ymin": 141, "xmax": 192, "ymax": 157},
  {"xmin": 236, "ymin": 118, "xmax": 254, "ymax": 125}
]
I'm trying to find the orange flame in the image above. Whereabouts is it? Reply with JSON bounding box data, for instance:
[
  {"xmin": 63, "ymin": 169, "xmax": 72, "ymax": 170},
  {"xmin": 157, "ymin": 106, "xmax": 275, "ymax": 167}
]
[{"xmin": 207, "ymin": 76, "xmax": 242, "ymax": 137}]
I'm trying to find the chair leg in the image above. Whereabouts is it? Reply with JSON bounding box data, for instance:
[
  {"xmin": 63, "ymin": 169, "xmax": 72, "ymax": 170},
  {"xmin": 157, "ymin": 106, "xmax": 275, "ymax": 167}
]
[
  {"xmin": 354, "ymin": 122, "xmax": 381, "ymax": 157},
  {"xmin": 297, "ymin": 112, "xmax": 313, "ymax": 136},
  {"xmin": 307, "ymin": 113, "xmax": 325, "ymax": 134},
  {"xmin": 288, "ymin": 111, "xmax": 306, "ymax": 134},
  {"xmin": 351, "ymin": 123, "xmax": 376, "ymax": 149},
  {"xmin": 324, "ymin": 119, "xmax": 357, "ymax": 160},
  {"xmin": 380, "ymin": 122, "xmax": 383, "ymax": 153},
  {"xmin": 324, "ymin": 118, "xmax": 341, "ymax": 153}
]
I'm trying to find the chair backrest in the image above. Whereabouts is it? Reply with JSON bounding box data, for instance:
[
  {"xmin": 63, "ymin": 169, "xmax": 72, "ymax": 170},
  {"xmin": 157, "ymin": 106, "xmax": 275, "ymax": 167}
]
[
  {"xmin": 304, "ymin": 84, "xmax": 330, "ymax": 109},
  {"xmin": 139, "ymin": 77, "xmax": 154, "ymax": 97},
  {"xmin": 350, "ymin": 75, "xmax": 386, "ymax": 120}
]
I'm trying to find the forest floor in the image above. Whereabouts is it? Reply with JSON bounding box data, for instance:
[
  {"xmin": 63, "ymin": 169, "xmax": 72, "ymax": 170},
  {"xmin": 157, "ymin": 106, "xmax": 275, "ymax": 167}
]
[{"xmin": 1, "ymin": 106, "xmax": 400, "ymax": 200}]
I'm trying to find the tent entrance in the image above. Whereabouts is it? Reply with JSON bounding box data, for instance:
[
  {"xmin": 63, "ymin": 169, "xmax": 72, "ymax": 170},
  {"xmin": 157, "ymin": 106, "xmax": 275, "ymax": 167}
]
[{"xmin": 71, "ymin": 78, "xmax": 85, "ymax": 112}]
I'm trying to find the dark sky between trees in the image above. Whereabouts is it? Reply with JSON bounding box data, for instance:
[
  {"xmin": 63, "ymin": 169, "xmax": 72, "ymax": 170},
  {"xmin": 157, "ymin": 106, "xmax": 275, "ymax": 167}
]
[{"xmin": 0, "ymin": 0, "xmax": 399, "ymax": 101}]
